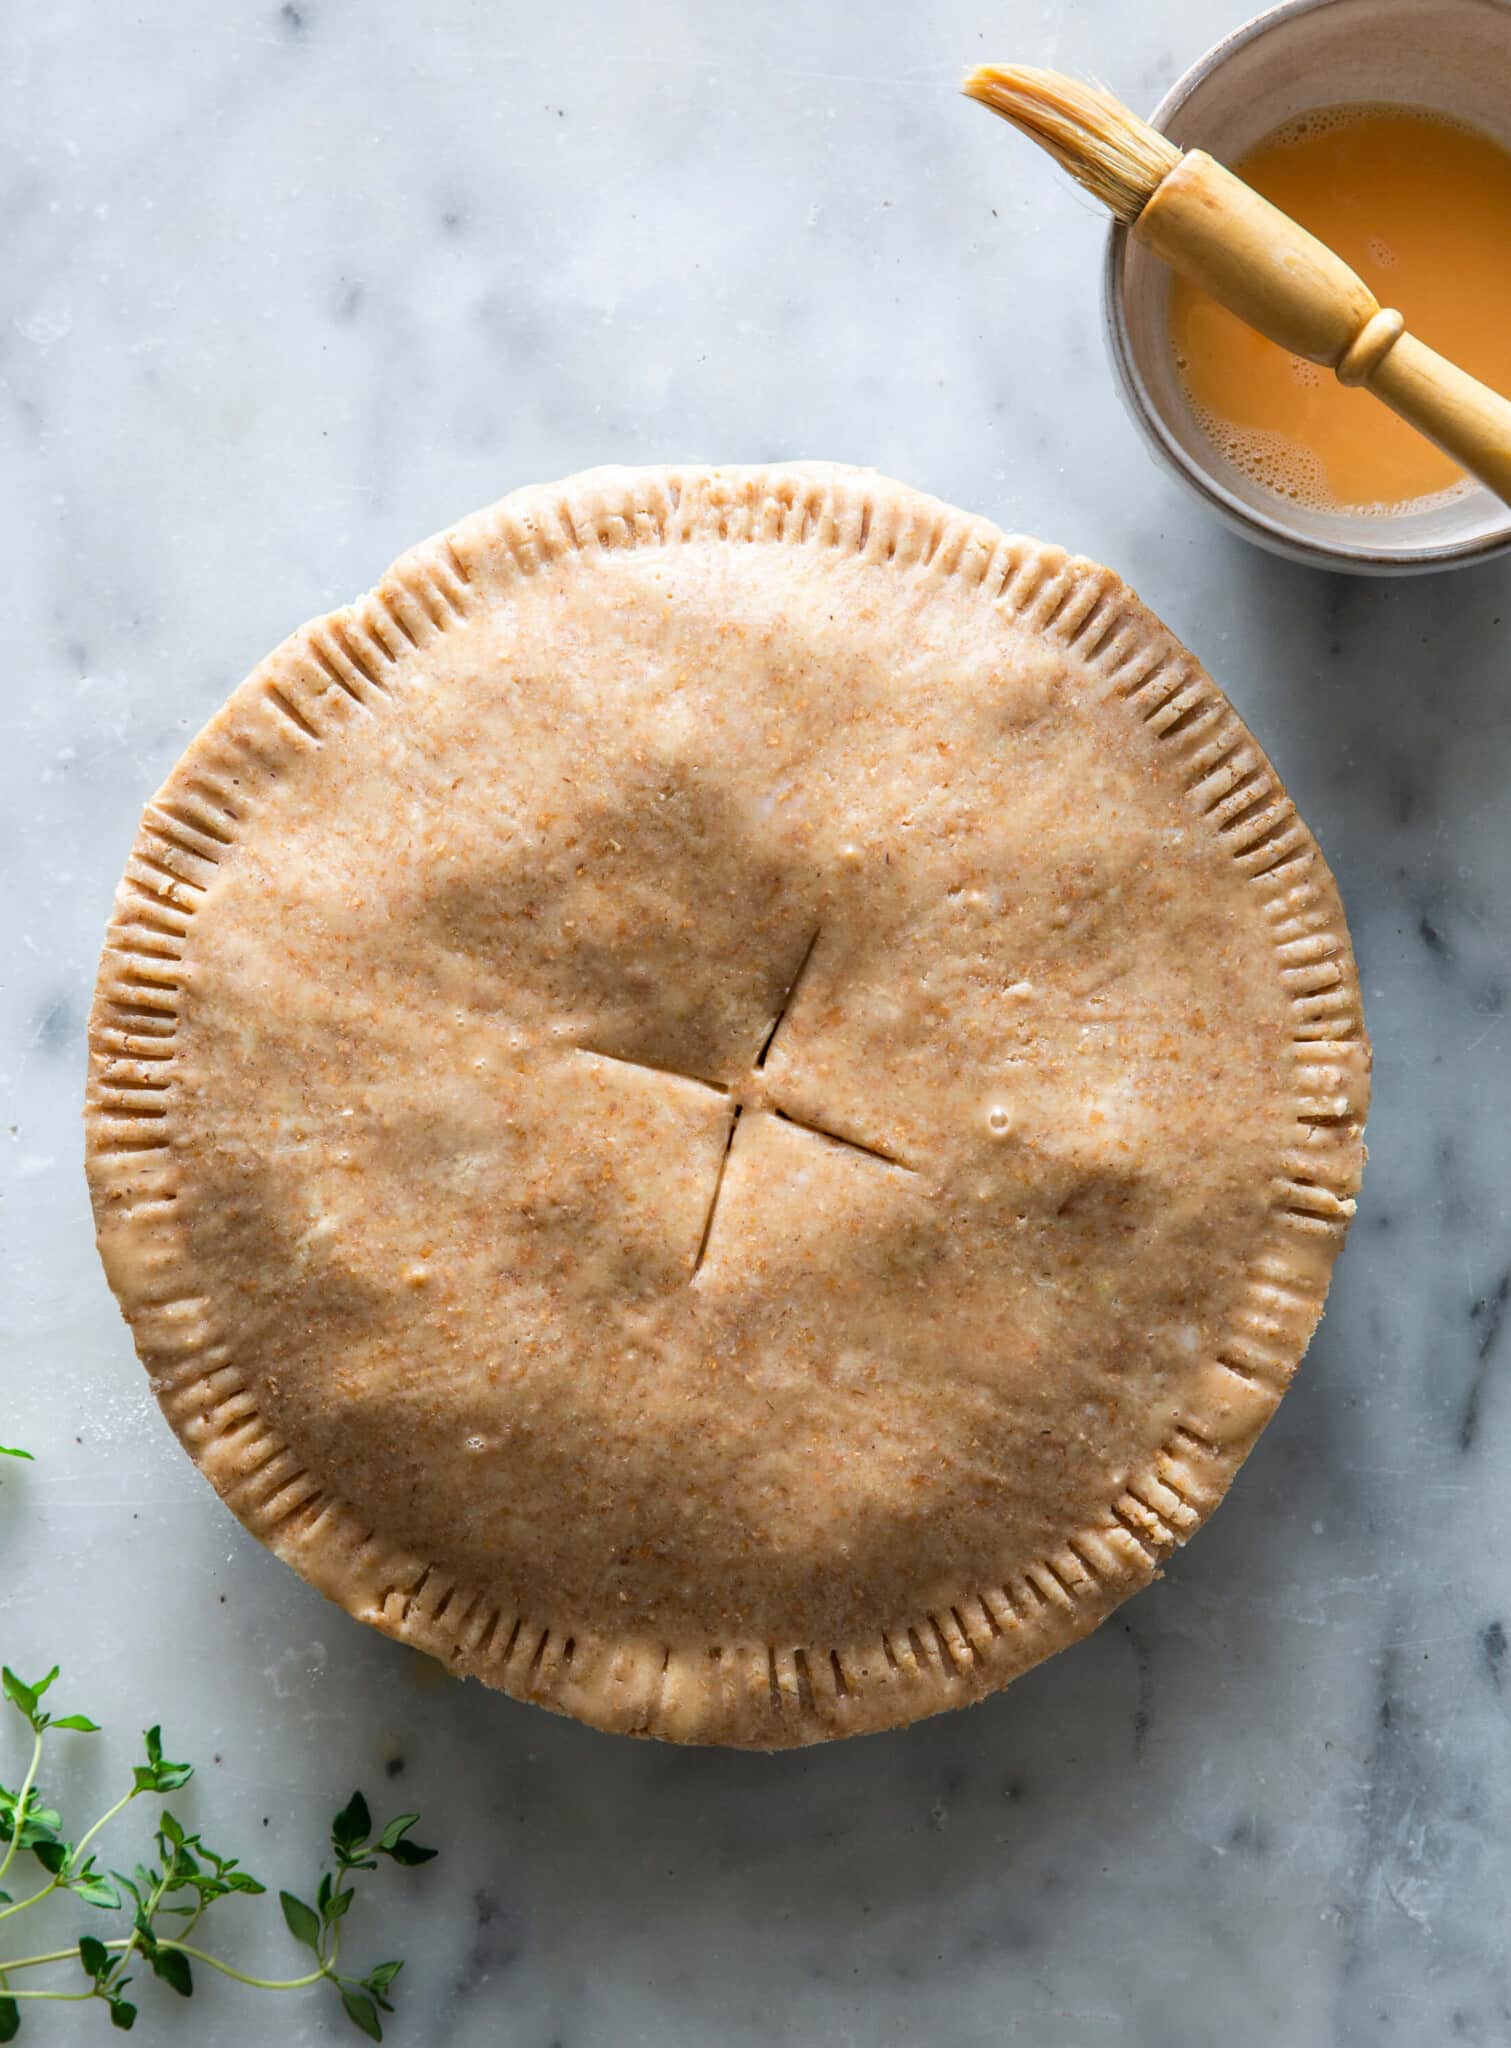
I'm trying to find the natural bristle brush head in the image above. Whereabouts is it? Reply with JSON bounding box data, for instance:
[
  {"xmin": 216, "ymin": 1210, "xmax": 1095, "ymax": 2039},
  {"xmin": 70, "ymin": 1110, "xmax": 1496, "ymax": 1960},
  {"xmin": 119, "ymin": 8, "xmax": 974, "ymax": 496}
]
[{"xmin": 962, "ymin": 65, "xmax": 1182, "ymax": 224}]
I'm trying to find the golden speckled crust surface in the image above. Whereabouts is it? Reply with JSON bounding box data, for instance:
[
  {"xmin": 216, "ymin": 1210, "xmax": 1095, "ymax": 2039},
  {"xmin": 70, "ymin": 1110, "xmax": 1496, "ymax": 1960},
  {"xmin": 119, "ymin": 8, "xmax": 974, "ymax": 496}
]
[{"xmin": 85, "ymin": 464, "xmax": 1369, "ymax": 1747}]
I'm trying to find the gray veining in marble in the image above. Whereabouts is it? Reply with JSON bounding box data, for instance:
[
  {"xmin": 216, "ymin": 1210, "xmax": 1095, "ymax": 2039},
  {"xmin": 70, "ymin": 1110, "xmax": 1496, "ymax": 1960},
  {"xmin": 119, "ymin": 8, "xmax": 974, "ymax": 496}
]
[{"xmin": 4, "ymin": 2, "xmax": 1510, "ymax": 2043}]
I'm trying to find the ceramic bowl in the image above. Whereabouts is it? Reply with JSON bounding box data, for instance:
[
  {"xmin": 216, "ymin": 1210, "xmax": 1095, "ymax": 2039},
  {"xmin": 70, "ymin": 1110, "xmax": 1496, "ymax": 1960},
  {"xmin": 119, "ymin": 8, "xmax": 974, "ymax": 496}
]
[{"xmin": 1104, "ymin": 0, "xmax": 1511, "ymax": 573}]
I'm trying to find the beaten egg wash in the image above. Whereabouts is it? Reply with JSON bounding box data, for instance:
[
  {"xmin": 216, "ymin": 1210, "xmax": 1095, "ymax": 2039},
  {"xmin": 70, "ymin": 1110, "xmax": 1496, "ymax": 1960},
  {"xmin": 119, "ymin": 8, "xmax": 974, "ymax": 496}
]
[{"xmin": 1169, "ymin": 104, "xmax": 1511, "ymax": 513}]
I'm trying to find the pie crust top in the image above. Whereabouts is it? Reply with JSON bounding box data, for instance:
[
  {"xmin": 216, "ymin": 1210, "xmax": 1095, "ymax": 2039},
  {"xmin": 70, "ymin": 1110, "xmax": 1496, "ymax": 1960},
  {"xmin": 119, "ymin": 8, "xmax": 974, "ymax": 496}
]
[{"xmin": 86, "ymin": 465, "xmax": 1368, "ymax": 1747}]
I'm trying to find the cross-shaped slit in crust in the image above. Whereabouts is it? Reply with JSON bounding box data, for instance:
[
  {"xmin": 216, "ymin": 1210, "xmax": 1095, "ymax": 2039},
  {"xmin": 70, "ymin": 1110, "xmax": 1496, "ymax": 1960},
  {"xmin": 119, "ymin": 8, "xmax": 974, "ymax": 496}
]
[
  {"xmin": 753, "ymin": 926, "xmax": 821, "ymax": 1069},
  {"xmin": 571, "ymin": 926, "xmax": 914, "ymax": 1278},
  {"xmin": 691, "ymin": 1104, "xmax": 743, "ymax": 1277},
  {"xmin": 572, "ymin": 1046, "xmax": 730, "ymax": 1095},
  {"xmin": 768, "ymin": 1107, "xmax": 907, "ymax": 1170}
]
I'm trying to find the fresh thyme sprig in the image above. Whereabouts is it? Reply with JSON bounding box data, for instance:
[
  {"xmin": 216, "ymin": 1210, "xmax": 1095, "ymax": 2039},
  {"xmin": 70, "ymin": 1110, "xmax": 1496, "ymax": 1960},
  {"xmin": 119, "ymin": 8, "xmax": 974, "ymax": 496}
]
[{"xmin": 0, "ymin": 1665, "xmax": 435, "ymax": 2038}]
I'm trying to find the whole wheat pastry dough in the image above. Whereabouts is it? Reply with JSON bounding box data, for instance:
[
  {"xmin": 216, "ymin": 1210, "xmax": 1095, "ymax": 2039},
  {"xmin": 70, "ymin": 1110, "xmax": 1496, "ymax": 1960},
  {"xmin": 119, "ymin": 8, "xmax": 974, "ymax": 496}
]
[{"xmin": 87, "ymin": 465, "xmax": 1368, "ymax": 1746}]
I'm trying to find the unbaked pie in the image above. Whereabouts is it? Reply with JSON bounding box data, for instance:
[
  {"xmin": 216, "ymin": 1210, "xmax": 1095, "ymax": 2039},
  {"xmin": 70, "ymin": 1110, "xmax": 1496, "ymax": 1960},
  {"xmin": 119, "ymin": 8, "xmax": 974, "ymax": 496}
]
[{"xmin": 87, "ymin": 464, "xmax": 1368, "ymax": 1745}]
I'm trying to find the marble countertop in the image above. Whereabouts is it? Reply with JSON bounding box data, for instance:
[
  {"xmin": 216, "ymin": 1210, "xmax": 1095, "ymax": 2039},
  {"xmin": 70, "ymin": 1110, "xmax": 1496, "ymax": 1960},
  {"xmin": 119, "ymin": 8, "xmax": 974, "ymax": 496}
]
[{"xmin": 5, "ymin": 1, "xmax": 1509, "ymax": 2042}]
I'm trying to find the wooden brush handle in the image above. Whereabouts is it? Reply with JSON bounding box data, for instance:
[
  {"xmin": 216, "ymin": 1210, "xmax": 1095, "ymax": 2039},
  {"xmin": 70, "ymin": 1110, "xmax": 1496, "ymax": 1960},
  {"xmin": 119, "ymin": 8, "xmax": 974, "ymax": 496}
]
[
  {"xmin": 1137, "ymin": 151, "xmax": 1511, "ymax": 507},
  {"xmin": 1365, "ymin": 335, "xmax": 1511, "ymax": 504}
]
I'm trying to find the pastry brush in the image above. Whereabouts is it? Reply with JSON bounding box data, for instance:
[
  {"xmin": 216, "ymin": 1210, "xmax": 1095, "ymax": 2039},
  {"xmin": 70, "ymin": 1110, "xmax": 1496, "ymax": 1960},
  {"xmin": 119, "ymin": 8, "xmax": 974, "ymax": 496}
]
[{"xmin": 963, "ymin": 65, "xmax": 1511, "ymax": 507}]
